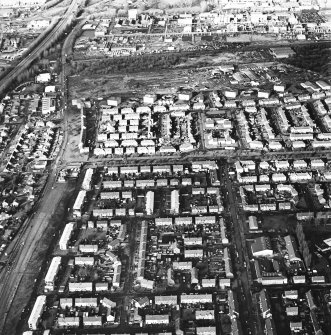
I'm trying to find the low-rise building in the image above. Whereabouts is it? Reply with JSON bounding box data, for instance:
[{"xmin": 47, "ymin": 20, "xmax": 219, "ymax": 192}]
[
  {"xmin": 28, "ymin": 295, "xmax": 46, "ymax": 330},
  {"xmin": 145, "ymin": 314, "xmax": 169, "ymax": 325},
  {"xmin": 44, "ymin": 257, "xmax": 61, "ymax": 291}
]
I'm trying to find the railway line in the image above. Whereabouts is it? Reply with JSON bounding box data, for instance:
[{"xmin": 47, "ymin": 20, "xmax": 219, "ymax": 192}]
[{"xmin": 0, "ymin": 0, "xmax": 80, "ymax": 96}]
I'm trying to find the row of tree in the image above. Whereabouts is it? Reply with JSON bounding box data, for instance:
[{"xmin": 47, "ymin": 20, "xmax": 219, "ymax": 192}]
[{"xmin": 285, "ymin": 42, "xmax": 331, "ymax": 76}]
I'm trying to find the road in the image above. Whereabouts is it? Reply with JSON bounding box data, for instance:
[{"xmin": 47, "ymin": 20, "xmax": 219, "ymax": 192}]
[
  {"xmin": 0, "ymin": 0, "xmax": 80, "ymax": 96},
  {"xmin": 0, "ymin": 1, "xmax": 81, "ymax": 333},
  {"xmin": 222, "ymin": 162, "xmax": 262, "ymax": 335}
]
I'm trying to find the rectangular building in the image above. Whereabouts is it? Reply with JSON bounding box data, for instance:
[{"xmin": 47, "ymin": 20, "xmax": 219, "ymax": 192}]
[
  {"xmin": 28, "ymin": 295, "xmax": 46, "ymax": 330},
  {"xmin": 44, "ymin": 257, "xmax": 61, "ymax": 291}
]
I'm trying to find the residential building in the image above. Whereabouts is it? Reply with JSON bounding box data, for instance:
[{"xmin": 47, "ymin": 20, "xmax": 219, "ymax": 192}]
[
  {"xmin": 28, "ymin": 295, "xmax": 46, "ymax": 330},
  {"xmin": 59, "ymin": 222, "xmax": 74, "ymax": 250},
  {"xmin": 44, "ymin": 257, "xmax": 61, "ymax": 291},
  {"xmin": 145, "ymin": 315, "xmax": 169, "ymax": 325}
]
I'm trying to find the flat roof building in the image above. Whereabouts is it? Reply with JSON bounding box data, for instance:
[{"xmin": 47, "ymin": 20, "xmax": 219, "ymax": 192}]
[
  {"xmin": 44, "ymin": 257, "xmax": 61, "ymax": 291},
  {"xmin": 69, "ymin": 282, "xmax": 93, "ymax": 292},
  {"xmin": 145, "ymin": 314, "xmax": 169, "ymax": 325},
  {"xmin": 58, "ymin": 317, "xmax": 79, "ymax": 328},
  {"xmin": 73, "ymin": 190, "xmax": 86, "ymax": 217},
  {"xmin": 155, "ymin": 295, "xmax": 178, "ymax": 306},
  {"xmin": 75, "ymin": 297, "xmax": 97, "ymax": 307},
  {"xmin": 28, "ymin": 295, "xmax": 46, "ymax": 330},
  {"xmin": 59, "ymin": 222, "xmax": 74, "ymax": 250}
]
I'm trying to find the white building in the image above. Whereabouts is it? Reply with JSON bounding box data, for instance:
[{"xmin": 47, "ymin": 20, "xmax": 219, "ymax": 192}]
[
  {"xmin": 36, "ymin": 73, "xmax": 51, "ymax": 83},
  {"xmin": 83, "ymin": 316, "xmax": 102, "ymax": 327},
  {"xmin": 82, "ymin": 168, "xmax": 93, "ymax": 190},
  {"xmin": 58, "ymin": 317, "xmax": 79, "ymax": 328},
  {"xmin": 155, "ymin": 295, "xmax": 177, "ymax": 306},
  {"xmin": 79, "ymin": 244, "xmax": 98, "ymax": 253},
  {"xmin": 69, "ymin": 282, "xmax": 93, "ymax": 292},
  {"xmin": 196, "ymin": 327, "xmax": 216, "ymax": 335},
  {"xmin": 196, "ymin": 310, "xmax": 214, "ymax": 320},
  {"xmin": 28, "ymin": 295, "xmax": 46, "ymax": 330},
  {"xmin": 75, "ymin": 297, "xmax": 97, "ymax": 307},
  {"xmin": 145, "ymin": 314, "xmax": 169, "ymax": 325},
  {"xmin": 44, "ymin": 257, "xmax": 61, "ymax": 291},
  {"xmin": 170, "ymin": 190, "xmax": 179, "ymax": 215},
  {"xmin": 173, "ymin": 261, "xmax": 192, "ymax": 271},
  {"xmin": 181, "ymin": 294, "xmax": 212, "ymax": 304},
  {"xmin": 184, "ymin": 249, "xmax": 203, "ymax": 259},
  {"xmin": 146, "ymin": 191, "xmax": 154, "ymax": 215},
  {"xmin": 75, "ymin": 257, "xmax": 94, "ymax": 266},
  {"xmin": 59, "ymin": 222, "xmax": 74, "ymax": 250},
  {"xmin": 59, "ymin": 298, "xmax": 73, "ymax": 309},
  {"xmin": 73, "ymin": 190, "xmax": 86, "ymax": 217}
]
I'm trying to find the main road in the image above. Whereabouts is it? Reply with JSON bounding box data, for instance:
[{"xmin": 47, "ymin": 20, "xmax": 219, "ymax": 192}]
[
  {"xmin": 0, "ymin": 1, "xmax": 81, "ymax": 333},
  {"xmin": 0, "ymin": 0, "xmax": 80, "ymax": 97}
]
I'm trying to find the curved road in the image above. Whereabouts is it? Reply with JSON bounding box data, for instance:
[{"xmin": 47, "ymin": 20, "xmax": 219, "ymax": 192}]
[
  {"xmin": 0, "ymin": 0, "xmax": 80, "ymax": 96},
  {"xmin": 0, "ymin": 1, "xmax": 81, "ymax": 333}
]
